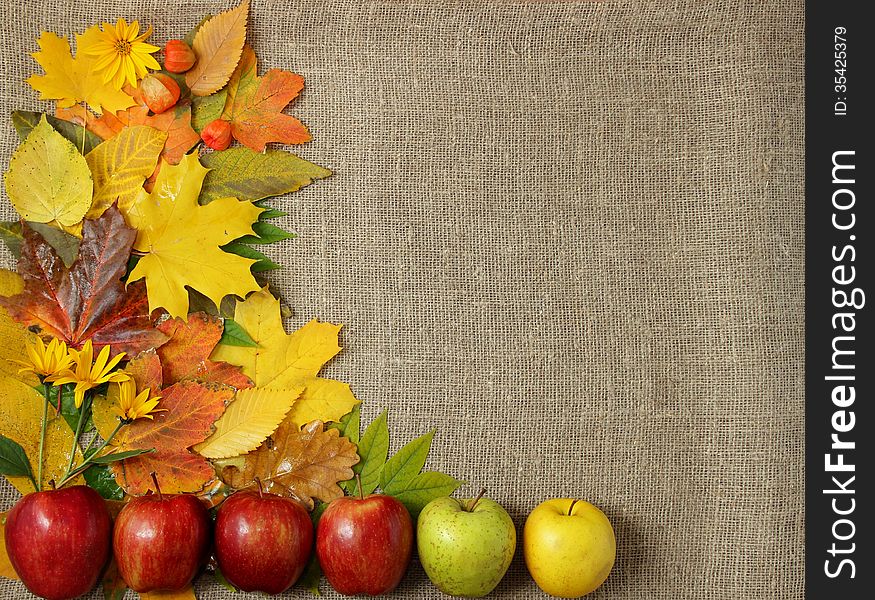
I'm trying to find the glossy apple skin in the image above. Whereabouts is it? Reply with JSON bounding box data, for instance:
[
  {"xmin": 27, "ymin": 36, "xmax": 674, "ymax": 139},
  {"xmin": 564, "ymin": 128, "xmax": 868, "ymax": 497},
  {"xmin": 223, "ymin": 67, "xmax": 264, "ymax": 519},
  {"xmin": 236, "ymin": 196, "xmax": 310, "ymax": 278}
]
[
  {"xmin": 214, "ymin": 491, "xmax": 314, "ymax": 594},
  {"xmin": 5, "ymin": 486, "xmax": 112, "ymax": 600},
  {"xmin": 316, "ymin": 494, "xmax": 413, "ymax": 595},
  {"xmin": 113, "ymin": 492, "xmax": 211, "ymax": 592}
]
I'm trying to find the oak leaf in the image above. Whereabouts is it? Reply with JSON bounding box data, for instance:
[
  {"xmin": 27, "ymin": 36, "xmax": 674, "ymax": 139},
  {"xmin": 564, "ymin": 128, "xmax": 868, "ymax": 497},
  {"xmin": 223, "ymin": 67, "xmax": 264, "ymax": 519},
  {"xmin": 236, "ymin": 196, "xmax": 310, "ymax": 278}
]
[
  {"xmin": 220, "ymin": 419, "xmax": 358, "ymax": 509},
  {"xmin": 0, "ymin": 209, "xmax": 168, "ymax": 356},
  {"xmin": 186, "ymin": 0, "xmax": 249, "ymax": 96},
  {"xmin": 26, "ymin": 27, "xmax": 136, "ymax": 115},
  {"xmin": 194, "ymin": 387, "xmax": 302, "ymax": 459},
  {"xmin": 4, "ymin": 115, "xmax": 92, "ymax": 228},
  {"xmin": 57, "ymin": 104, "xmax": 199, "ymax": 166},
  {"xmin": 108, "ymin": 380, "xmax": 231, "ymax": 495},
  {"xmin": 0, "ymin": 270, "xmax": 82, "ymax": 494},
  {"xmin": 125, "ymin": 153, "xmax": 262, "ymax": 319},
  {"xmin": 85, "ymin": 125, "xmax": 167, "ymax": 219},
  {"xmin": 211, "ymin": 288, "xmax": 359, "ymax": 426}
]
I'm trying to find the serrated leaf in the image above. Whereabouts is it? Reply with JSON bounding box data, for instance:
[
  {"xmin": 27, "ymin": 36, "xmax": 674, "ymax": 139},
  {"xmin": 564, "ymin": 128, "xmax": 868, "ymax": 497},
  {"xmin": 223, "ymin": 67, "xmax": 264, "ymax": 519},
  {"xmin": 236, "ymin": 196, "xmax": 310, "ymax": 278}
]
[
  {"xmin": 194, "ymin": 387, "xmax": 301, "ymax": 459},
  {"xmin": 220, "ymin": 318, "xmax": 258, "ymax": 347},
  {"xmin": 221, "ymin": 242, "xmax": 281, "ymax": 272},
  {"xmin": 186, "ymin": 0, "xmax": 249, "ymax": 96},
  {"xmin": 199, "ymin": 147, "xmax": 331, "ymax": 204},
  {"xmin": 12, "ymin": 110, "xmax": 102, "ymax": 154},
  {"xmin": 85, "ymin": 125, "xmax": 167, "ymax": 219},
  {"xmin": 387, "ymin": 472, "xmax": 464, "ymax": 517},
  {"xmin": 380, "ymin": 430, "xmax": 435, "ymax": 494},
  {"xmin": 350, "ymin": 410, "xmax": 389, "ymax": 497},
  {"xmin": 83, "ymin": 464, "xmax": 124, "ymax": 500},
  {"xmin": 0, "ymin": 435, "xmax": 34, "ymax": 479},
  {"xmin": 5, "ymin": 115, "xmax": 92, "ymax": 227}
]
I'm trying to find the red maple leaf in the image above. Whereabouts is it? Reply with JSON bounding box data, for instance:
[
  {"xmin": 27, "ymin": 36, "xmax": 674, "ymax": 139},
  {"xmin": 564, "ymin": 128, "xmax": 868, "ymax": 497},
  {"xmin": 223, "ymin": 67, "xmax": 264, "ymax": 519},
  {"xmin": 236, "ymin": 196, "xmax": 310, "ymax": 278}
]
[{"xmin": 0, "ymin": 207, "xmax": 168, "ymax": 355}]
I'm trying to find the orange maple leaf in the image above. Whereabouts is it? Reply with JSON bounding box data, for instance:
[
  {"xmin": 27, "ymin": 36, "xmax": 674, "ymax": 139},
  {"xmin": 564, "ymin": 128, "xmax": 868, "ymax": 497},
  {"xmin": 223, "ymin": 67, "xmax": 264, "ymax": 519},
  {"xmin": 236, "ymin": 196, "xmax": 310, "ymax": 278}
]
[
  {"xmin": 156, "ymin": 312, "xmax": 253, "ymax": 389},
  {"xmin": 217, "ymin": 45, "xmax": 310, "ymax": 151},
  {"xmin": 56, "ymin": 104, "xmax": 199, "ymax": 165},
  {"xmin": 110, "ymin": 379, "xmax": 231, "ymax": 495}
]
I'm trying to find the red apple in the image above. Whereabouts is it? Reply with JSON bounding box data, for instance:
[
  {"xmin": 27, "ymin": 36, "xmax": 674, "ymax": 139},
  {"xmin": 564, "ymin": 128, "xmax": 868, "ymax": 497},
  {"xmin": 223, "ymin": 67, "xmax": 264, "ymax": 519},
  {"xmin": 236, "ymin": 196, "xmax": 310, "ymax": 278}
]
[
  {"xmin": 4, "ymin": 485, "xmax": 112, "ymax": 600},
  {"xmin": 214, "ymin": 488, "xmax": 314, "ymax": 594},
  {"xmin": 113, "ymin": 474, "xmax": 211, "ymax": 592},
  {"xmin": 316, "ymin": 493, "xmax": 413, "ymax": 595}
]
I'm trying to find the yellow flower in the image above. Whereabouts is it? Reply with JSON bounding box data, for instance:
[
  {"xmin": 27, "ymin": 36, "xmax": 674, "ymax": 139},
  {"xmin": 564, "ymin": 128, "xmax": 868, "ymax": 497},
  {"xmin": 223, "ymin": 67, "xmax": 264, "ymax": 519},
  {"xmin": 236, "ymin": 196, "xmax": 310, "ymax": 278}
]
[
  {"xmin": 79, "ymin": 18, "xmax": 160, "ymax": 89},
  {"xmin": 113, "ymin": 379, "xmax": 163, "ymax": 422},
  {"xmin": 50, "ymin": 340, "xmax": 129, "ymax": 408},
  {"xmin": 17, "ymin": 337, "xmax": 74, "ymax": 381}
]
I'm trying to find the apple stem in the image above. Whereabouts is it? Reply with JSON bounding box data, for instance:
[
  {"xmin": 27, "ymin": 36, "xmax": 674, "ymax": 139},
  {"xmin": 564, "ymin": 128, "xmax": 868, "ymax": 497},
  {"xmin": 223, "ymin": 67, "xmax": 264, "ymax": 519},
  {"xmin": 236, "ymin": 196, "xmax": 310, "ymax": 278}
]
[
  {"xmin": 355, "ymin": 473, "xmax": 364, "ymax": 500},
  {"xmin": 254, "ymin": 477, "xmax": 264, "ymax": 499},
  {"xmin": 150, "ymin": 472, "xmax": 163, "ymax": 501},
  {"xmin": 467, "ymin": 488, "xmax": 487, "ymax": 512},
  {"xmin": 567, "ymin": 499, "xmax": 580, "ymax": 516}
]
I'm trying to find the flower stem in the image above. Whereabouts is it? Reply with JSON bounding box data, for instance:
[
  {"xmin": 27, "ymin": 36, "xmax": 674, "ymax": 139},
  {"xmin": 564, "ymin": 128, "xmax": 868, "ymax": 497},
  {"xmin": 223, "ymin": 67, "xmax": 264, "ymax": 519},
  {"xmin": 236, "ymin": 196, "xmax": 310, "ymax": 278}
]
[
  {"xmin": 56, "ymin": 421, "xmax": 124, "ymax": 489},
  {"xmin": 36, "ymin": 383, "xmax": 51, "ymax": 492},
  {"xmin": 65, "ymin": 394, "xmax": 88, "ymax": 475}
]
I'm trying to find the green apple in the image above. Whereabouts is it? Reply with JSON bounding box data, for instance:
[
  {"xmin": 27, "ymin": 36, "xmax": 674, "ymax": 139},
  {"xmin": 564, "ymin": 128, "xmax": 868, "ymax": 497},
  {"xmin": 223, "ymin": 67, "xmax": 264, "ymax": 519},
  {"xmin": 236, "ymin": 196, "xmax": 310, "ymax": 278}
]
[
  {"xmin": 523, "ymin": 498, "xmax": 616, "ymax": 598},
  {"xmin": 417, "ymin": 491, "xmax": 516, "ymax": 597}
]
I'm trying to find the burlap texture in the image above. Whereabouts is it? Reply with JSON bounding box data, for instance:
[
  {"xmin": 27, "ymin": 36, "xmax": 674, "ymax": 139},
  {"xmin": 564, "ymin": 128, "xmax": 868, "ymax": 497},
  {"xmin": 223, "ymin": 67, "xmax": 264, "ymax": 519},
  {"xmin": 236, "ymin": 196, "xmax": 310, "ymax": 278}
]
[{"xmin": 0, "ymin": 1, "xmax": 804, "ymax": 598}]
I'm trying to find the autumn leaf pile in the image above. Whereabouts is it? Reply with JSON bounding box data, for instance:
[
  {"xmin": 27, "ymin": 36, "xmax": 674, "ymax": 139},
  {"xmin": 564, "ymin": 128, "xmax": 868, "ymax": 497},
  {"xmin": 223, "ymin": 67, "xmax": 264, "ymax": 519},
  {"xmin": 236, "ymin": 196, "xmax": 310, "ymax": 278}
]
[{"xmin": 0, "ymin": 2, "xmax": 461, "ymax": 598}]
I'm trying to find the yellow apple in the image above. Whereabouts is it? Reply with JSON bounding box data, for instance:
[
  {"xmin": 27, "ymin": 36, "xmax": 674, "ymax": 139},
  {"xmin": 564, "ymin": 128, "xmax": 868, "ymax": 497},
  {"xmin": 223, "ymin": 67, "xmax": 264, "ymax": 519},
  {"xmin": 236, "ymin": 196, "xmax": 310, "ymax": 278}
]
[{"xmin": 523, "ymin": 498, "xmax": 615, "ymax": 597}]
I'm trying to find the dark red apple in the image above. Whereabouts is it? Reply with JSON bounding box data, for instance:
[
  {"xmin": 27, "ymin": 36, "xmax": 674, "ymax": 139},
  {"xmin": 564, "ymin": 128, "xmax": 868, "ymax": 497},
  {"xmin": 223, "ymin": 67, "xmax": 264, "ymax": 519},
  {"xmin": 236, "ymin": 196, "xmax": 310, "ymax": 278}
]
[
  {"xmin": 4, "ymin": 485, "xmax": 112, "ymax": 600},
  {"xmin": 112, "ymin": 475, "xmax": 210, "ymax": 592},
  {"xmin": 316, "ymin": 493, "xmax": 413, "ymax": 595},
  {"xmin": 214, "ymin": 488, "xmax": 314, "ymax": 594}
]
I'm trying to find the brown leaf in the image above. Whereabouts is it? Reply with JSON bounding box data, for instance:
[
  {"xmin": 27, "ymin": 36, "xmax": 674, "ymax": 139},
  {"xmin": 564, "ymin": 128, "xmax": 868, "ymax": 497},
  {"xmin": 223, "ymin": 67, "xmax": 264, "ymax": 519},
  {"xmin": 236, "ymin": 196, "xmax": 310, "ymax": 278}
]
[
  {"xmin": 110, "ymin": 380, "xmax": 231, "ymax": 495},
  {"xmin": 0, "ymin": 208, "xmax": 168, "ymax": 355},
  {"xmin": 221, "ymin": 420, "xmax": 358, "ymax": 510}
]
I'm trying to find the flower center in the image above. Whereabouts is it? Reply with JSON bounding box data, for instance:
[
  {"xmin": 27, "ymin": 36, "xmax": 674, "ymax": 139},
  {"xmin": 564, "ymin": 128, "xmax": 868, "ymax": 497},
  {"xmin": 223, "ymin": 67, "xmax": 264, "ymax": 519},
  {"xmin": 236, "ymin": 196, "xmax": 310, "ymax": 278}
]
[{"xmin": 114, "ymin": 39, "xmax": 132, "ymax": 56}]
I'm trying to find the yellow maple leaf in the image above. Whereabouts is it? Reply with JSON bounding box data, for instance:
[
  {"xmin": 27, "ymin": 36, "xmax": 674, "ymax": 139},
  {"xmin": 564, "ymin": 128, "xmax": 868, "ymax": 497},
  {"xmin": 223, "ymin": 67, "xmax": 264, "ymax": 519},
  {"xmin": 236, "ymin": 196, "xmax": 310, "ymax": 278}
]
[
  {"xmin": 26, "ymin": 27, "xmax": 136, "ymax": 115},
  {"xmin": 85, "ymin": 125, "xmax": 167, "ymax": 219},
  {"xmin": 194, "ymin": 387, "xmax": 302, "ymax": 459},
  {"xmin": 211, "ymin": 288, "xmax": 359, "ymax": 427},
  {"xmin": 0, "ymin": 270, "xmax": 82, "ymax": 494},
  {"xmin": 4, "ymin": 115, "xmax": 92, "ymax": 227},
  {"xmin": 126, "ymin": 153, "xmax": 262, "ymax": 319}
]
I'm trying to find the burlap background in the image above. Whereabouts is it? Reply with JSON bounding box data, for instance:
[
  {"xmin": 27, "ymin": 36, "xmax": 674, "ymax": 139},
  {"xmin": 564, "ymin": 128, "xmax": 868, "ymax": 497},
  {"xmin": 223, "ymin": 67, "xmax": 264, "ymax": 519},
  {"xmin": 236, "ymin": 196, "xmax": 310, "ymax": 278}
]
[{"xmin": 0, "ymin": 0, "xmax": 804, "ymax": 598}]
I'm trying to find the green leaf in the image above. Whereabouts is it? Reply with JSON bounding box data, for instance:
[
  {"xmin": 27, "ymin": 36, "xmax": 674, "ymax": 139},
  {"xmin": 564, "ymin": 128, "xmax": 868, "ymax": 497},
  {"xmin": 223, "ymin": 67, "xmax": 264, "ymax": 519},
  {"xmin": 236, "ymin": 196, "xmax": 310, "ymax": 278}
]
[
  {"xmin": 83, "ymin": 464, "xmax": 124, "ymax": 500},
  {"xmin": 0, "ymin": 222, "xmax": 81, "ymax": 267},
  {"xmin": 298, "ymin": 553, "xmax": 322, "ymax": 595},
  {"xmin": 89, "ymin": 448, "xmax": 155, "ymax": 464},
  {"xmin": 184, "ymin": 14, "xmax": 213, "ymax": 47},
  {"xmin": 387, "ymin": 472, "xmax": 464, "ymax": 518},
  {"xmin": 55, "ymin": 384, "xmax": 92, "ymax": 434},
  {"xmin": 220, "ymin": 317, "xmax": 259, "ymax": 347},
  {"xmin": 191, "ymin": 91, "xmax": 227, "ymax": 132},
  {"xmin": 0, "ymin": 435, "xmax": 35, "ymax": 479},
  {"xmin": 0, "ymin": 221, "xmax": 23, "ymax": 258},
  {"xmin": 28, "ymin": 222, "xmax": 80, "ymax": 267},
  {"xmin": 328, "ymin": 405, "xmax": 361, "ymax": 445},
  {"xmin": 350, "ymin": 410, "xmax": 389, "ymax": 497},
  {"xmin": 254, "ymin": 200, "xmax": 287, "ymax": 220},
  {"xmin": 12, "ymin": 110, "xmax": 102, "ymax": 155},
  {"xmin": 234, "ymin": 221, "xmax": 295, "ymax": 245},
  {"xmin": 199, "ymin": 147, "xmax": 331, "ymax": 204},
  {"xmin": 221, "ymin": 242, "xmax": 281, "ymax": 272},
  {"xmin": 379, "ymin": 429, "xmax": 434, "ymax": 495}
]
